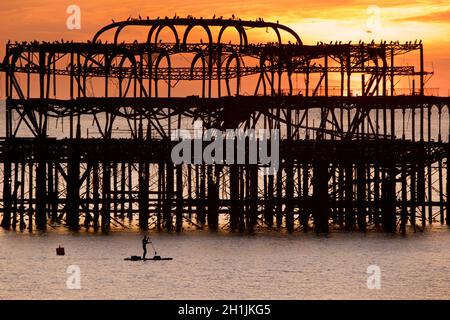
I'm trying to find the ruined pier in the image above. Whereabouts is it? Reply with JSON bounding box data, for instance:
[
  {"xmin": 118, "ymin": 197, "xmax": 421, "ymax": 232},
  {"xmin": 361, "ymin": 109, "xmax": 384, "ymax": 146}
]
[{"xmin": 0, "ymin": 18, "xmax": 448, "ymax": 232}]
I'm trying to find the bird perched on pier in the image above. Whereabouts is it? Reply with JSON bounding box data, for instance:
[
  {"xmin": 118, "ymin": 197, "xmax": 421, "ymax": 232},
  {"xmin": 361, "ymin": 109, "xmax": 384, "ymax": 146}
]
[
  {"xmin": 127, "ymin": 16, "xmax": 131, "ymax": 21},
  {"xmin": 112, "ymin": 19, "xmax": 115, "ymax": 23},
  {"xmin": 213, "ymin": 14, "xmax": 216, "ymax": 19},
  {"xmin": 232, "ymin": 14, "xmax": 235, "ymax": 19}
]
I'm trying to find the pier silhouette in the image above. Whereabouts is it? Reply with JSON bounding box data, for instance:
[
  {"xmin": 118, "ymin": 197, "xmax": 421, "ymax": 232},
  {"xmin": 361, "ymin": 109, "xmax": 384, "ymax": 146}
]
[{"xmin": 0, "ymin": 17, "xmax": 448, "ymax": 233}]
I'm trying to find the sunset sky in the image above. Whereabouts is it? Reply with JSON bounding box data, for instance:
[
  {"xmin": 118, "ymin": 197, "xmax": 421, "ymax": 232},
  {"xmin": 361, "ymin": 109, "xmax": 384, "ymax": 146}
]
[{"xmin": 0, "ymin": 0, "xmax": 449, "ymax": 94}]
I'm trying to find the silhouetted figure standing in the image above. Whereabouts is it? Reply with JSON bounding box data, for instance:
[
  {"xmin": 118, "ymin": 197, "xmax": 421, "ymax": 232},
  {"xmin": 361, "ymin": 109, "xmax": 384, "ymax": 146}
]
[{"xmin": 142, "ymin": 235, "xmax": 149, "ymax": 259}]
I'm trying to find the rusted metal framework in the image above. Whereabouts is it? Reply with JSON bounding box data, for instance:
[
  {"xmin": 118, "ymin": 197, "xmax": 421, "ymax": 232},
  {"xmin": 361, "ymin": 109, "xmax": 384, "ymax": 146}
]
[{"xmin": 0, "ymin": 17, "xmax": 448, "ymax": 233}]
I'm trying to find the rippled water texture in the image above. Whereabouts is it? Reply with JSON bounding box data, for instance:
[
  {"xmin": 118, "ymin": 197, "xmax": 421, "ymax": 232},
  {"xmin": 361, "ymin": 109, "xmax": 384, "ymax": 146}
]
[{"xmin": 1, "ymin": 226, "xmax": 450, "ymax": 299}]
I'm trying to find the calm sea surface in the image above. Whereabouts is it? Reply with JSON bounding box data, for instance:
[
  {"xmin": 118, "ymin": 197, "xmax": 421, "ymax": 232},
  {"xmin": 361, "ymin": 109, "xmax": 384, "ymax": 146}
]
[{"xmin": 1, "ymin": 226, "xmax": 450, "ymax": 300}]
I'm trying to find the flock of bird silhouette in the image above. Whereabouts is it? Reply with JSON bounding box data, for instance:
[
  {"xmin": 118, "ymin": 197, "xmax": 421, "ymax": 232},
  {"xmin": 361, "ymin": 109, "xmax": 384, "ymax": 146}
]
[
  {"xmin": 5, "ymin": 15, "xmax": 422, "ymax": 48},
  {"xmin": 111, "ymin": 14, "xmax": 269, "ymax": 23}
]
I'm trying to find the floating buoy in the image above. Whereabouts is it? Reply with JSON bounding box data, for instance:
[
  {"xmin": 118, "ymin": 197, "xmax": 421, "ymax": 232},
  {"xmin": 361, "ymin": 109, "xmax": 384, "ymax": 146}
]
[{"xmin": 56, "ymin": 245, "xmax": 65, "ymax": 256}]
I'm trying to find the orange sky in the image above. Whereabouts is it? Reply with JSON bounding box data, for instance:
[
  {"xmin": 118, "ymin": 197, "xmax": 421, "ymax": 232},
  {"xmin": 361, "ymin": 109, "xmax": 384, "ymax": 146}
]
[{"xmin": 0, "ymin": 0, "xmax": 449, "ymax": 95}]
